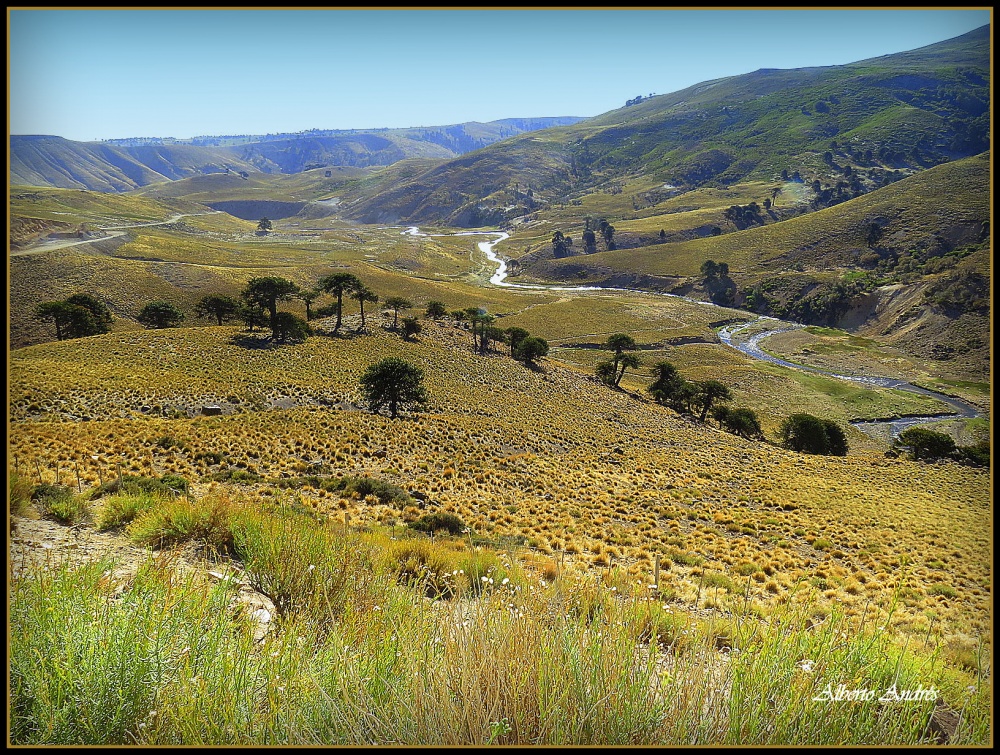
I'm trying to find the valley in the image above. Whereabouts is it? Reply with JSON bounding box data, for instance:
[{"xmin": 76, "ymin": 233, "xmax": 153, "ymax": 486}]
[{"xmin": 8, "ymin": 19, "xmax": 991, "ymax": 747}]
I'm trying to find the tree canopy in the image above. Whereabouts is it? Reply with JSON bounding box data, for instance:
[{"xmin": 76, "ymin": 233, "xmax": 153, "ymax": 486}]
[{"xmin": 359, "ymin": 357, "xmax": 429, "ymax": 419}]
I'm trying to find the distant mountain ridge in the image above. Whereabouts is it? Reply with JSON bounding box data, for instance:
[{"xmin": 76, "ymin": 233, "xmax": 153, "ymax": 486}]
[{"xmin": 10, "ymin": 117, "xmax": 585, "ymax": 193}]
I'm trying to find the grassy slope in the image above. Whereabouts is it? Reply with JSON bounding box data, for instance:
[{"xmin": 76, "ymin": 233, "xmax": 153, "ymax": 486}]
[{"xmin": 9, "ymin": 323, "xmax": 991, "ymax": 648}]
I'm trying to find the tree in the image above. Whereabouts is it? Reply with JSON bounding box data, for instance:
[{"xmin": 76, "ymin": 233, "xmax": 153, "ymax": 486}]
[
  {"xmin": 351, "ymin": 285, "xmax": 379, "ymax": 330},
  {"xmin": 65, "ymin": 294, "xmax": 112, "ymax": 334},
  {"xmin": 595, "ymin": 360, "xmax": 618, "ymax": 387},
  {"xmin": 658, "ymin": 229, "xmax": 666, "ymax": 241},
  {"xmin": 298, "ymin": 289, "xmax": 320, "ymax": 321},
  {"xmin": 35, "ymin": 301, "xmax": 89, "ymax": 340},
  {"xmin": 272, "ymin": 312, "xmax": 311, "ymax": 343},
  {"xmin": 425, "ymin": 300, "xmax": 447, "ymax": 319},
  {"xmin": 243, "ymin": 276, "xmax": 300, "ymax": 337},
  {"xmin": 647, "ymin": 361, "xmax": 687, "ymax": 408},
  {"xmin": 602, "ymin": 333, "xmax": 638, "ymax": 388},
  {"xmin": 401, "ymin": 316, "xmax": 422, "ymax": 340},
  {"xmin": 238, "ymin": 302, "xmax": 267, "ymax": 332},
  {"xmin": 615, "ymin": 352, "xmax": 641, "ymax": 387},
  {"xmin": 552, "ymin": 230, "xmax": 569, "ymax": 258},
  {"xmin": 195, "ymin": 294, "xmax": 239, "ymax": 326},
  {"xmin": 693, "ymin": 380, "xmax": 732, "ymax": 422},
  {"xmin": 318, "ymin": 272, "xmax": 362, "ymax": 333},
  {"xmin": 582, "ymin": 228, "xmax": 597, "ymax": 253},
  {"xmin": 137, "ymin": 301, "xmax": 185, "ymax": 329},
  {"xmin": 896, "ymin": 427, "xmax": 956, "ymax": 461},
  {"xmin": 700, "ymin": 260, "xmax": 720, "ymax": 279},
  {"xmin": 514, "ymin": 336, "xmax": 549, "ymax": 365},
  {"xmin": 779, "ymin": 413, "xmax": 848, "ymax": 456},
  {"xmin": 359, "ymin": 357, "xmax": 429, "ymax": 419},
  {"xmin": 713, "ymin": 406, "xmax": 763, "ymax": 439},
  {"xmin": 600, "ymin": 221, "xmax": 615, "ymax": 249},
  {"xmin": 383, "ymin": 296, "xmax": 413, "ymax": 329},
  {"xmin": 257, "ymin": 218, "xmax": 272, "ymax": 233},
  {"xmin": 504, "ymin": 327, "xmax": 531, "ymax": 358}
]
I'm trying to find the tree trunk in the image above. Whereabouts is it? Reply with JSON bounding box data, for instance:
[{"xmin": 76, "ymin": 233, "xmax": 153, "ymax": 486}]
[{"xmin": 335, "ymin": 291, "xmax": 343, "ymax": 332}]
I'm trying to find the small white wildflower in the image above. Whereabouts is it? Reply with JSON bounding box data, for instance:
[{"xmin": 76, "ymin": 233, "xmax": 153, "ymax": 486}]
[
  {"xmin": 502, "ymin": 577, "xmax": 509, "ymax": 585},
  {"xmin": 308, "ymin": 564, "xmax": 316, "ymax": 572},
  {"xmin": 482, "ymin": 576, "xmax": 490, "ymax": 583},
  {"xmin": 271, "ymin": 651, "xmax": 280, "ymax": 657},
  {"xmin": 797, "ymin": 659, "xmax": 815, "ymax": 673},
  {"xmin": 373, "ymin": 606, "xmax": 381, "ymax": 612}
]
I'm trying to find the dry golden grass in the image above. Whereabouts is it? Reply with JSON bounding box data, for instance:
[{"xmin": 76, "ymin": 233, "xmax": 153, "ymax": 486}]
[{"xmin": 9, "ymin": 322, "xmax": 991, "ymax": 648}]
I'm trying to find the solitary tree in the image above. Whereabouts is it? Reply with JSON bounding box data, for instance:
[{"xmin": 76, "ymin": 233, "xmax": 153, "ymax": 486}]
[
  {"xmin": 604, "ymin": 333, "xmax": 638, "ymax": 386},
  {"xmin": 351, "ymin": 285, "xmax": 379, "ymax": 330},
  {"xmin": 514, "ymin": 336, "xmax": 549, "ymax": 365},
  {"xmin": 195, "ymin": 294, "xmax": 239, "ymax": 325},
  {"xmin": 425, "ymin": 300, "xmax": 447, "ymax": 319},
  {"xmin": 242, "ymin": 276, "xmax": 300, "ymax": 338},
  {"xmin": 359, "ymin": 357, "xmax": 429, "ymax": 419},
  {"xmin": 257, "ymin": 218, "xmax": 273, "ymax": 233},
  {"xmin": 383, "ymin": 296, "xmax": 413, "ymax": 329},
  {"xmin": 401, "ymin": 316, "xmax": 422, "ymax": 340},
  {"xmin": 318, "ymin": 272, "xmax": 362, "ymax": 333},
  {"xmin": 552, "ymin": 230, "xmax": 569, "ymax": 258},
  {"xmin": 137, "ymin": 301, "xmax": 185, "ymax": 329},
  {"xmin": 701, "ymin": 260, "xmax": 720, "ymax": 280},
  {"xmin": 34, "ymin": 301, "xmax": 89, "ymax": 341}
]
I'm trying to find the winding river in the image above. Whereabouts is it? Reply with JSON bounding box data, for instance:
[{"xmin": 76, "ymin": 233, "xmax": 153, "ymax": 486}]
[{"xmin": 403, "ymin": 226, "xmax": 983, "ymax": 439}]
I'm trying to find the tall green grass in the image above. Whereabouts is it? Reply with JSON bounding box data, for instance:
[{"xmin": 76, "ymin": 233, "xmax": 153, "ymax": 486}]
[{"xmin": 9, "ymin": 492, "xmax": 991, "ymax": 745}]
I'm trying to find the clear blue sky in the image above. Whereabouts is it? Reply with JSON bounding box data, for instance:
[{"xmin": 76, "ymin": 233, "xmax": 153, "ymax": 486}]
[{"xmin": 8, "ymin": 8, "xmax": 991, "ymax": 142}]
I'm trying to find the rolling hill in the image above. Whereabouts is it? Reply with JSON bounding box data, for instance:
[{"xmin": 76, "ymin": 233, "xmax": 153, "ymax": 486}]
[
  {"xmin": 336, "ymin": 25, "xmax": 989, "ymax": 227},
  {"xmin": 10, "ymin": 117, "xmax": 585, "ymax": 193}
]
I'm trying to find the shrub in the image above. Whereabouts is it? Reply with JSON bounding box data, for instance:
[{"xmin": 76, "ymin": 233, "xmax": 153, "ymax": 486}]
[
  {"xmin": 409, "ymin": 511, "xmax": 467, "ymax": 536},
  {"xmin": 97, "ymin": 492, "xmax": 165, "ymax": 530},
  {"xmin": 326, "ymin": 475, "xmax": 413, "ymax": 507},
  {"xmin": 896, "ymin": 427, "xmax": 957, "ymax": 461},
  {"xmin": 10, "ymin": 473, "xmax": 33, "ymax": 517}
]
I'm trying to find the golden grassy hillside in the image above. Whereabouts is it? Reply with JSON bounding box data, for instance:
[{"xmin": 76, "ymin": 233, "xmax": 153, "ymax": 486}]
[{"xmin": 9, "ymin": 320, "xmax": 991, "ymax": 654}]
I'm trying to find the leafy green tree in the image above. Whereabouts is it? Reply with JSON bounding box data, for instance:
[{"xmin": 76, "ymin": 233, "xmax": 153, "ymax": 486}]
[
  {"xmin": 514, "ymin": 336, "xmax": 549, "ymax": 365},
  {"xmin": 615, "ymin": 352, "xmax": 641, "ymax": 387},
  {"xmin": 602, "ymin": 333, "xmax": 638, "ymax": 387},
  {"xmin": 351, "ymin": 285, "xmax": 379, "ymax": 330},
  {"xmin": 648, "ymin": 361, "xmax": 687, "ymax": 409},
  {"xmin": 257, "ymin": 217, "xmax": 272, "ymax": 232},
  {"xmin": 359, "ymin": 357, "xmax": 429, "ymax": 419},
  {"xmin": 383, "ymin": 296, "xmax": 413, "ymax": 329},
  {"xmin": 896, "ymin": 427, "xmax": 957, "ymax": 461},
  {"xmin": 552, "ymin": 230, "xmax": 569, "ymax": 258},
  {"xmin": 34, "ymin": 301, "xmax": 74, "ymax": 340},
  {"xmin": 425, "ymin": 300, "xmax": 447, "ymax": 319},
  {"xmin": 195, "ymin": 294, "xmax": 240, "ymax": 325},
  {"xmin": 780, "ymin": 413, "xmax": 848, "ymax": 456},
  {"xmin": 701, "ymin": 260, "xmax": 720, "ymax": 279},
  {"xmin": 713, "ymin": 406, "xmax": 762, "ymax": 439},
  {"xmin": 658, "ymin": 229, "xmax": 666, "ymax": 241},
  {"xmin": 401, "ymin": 316, "xmax": 422, "ymax": 340},
  {"xmin": 505, "ymin": 327, "xmax": 531, "ymax": 358},
  {"xmin": 694, "ymin": 380, "xmax": 732, "ymax": 421},
  {"xmin": 318, "ymin": 272, "xmax": 362, "ymax": 333},
  {"xmin": 582, "ymin": 228, "xmax": 597, "ymax": 253},
  {"xmin": 595, "ymin": 360, "xmax": 618, "ymax": 387},
  {"xmin": 34, "ymin": 301, "xmax": 99, "ymax": 340},
  {"xmin": 137, "ymin": 301, "xmax": 185, "ymax": 329},
  {"xmin": 272, "ymin": 312, "xmax": 311, "ymax": 343},
  {"xmin": 65, "ymin": 294, "xmax": 112, "ymax": 333},
  {"xmin": 243, "ymin": 276, "xmax": 300, "ymax": 337}
]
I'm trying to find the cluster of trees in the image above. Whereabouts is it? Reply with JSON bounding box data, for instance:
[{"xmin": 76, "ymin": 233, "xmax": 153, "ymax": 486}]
[
  {"xmin": 431, "ymin": 304, "xmax": 548, "ymax": 366},
  {"xmin": 34, "ymin": 294, "xmax": 113, "ymax": 340},
  {"xmin": 779, "ymin": 414, "xmax": 848, "ymax": 456},
  {"xmin": 723, "ymin": 202, "xmax": 764, "ymax": 231},
  {"xmin": 893, "ymin": 427, "xmax": 989, "ymax": 467}
]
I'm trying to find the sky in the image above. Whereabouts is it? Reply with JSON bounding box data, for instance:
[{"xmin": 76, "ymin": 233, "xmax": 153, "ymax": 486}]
[{"xmin": 8, "ymin": 8, "xmax": 992, "ymax": 142}]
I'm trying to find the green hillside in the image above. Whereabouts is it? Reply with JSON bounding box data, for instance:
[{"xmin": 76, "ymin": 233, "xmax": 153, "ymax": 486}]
[{"xmin": 338, "ymin": 25, "xmax": 988, "ymax": 227}]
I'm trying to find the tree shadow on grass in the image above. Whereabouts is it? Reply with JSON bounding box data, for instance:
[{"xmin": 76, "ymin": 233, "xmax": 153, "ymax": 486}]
[{"xmin": 227, "ymin": 333, "xmax": 287, "ymax": 350}]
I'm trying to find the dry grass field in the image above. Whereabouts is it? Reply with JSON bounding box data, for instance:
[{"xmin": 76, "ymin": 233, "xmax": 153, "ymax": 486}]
[{"xmin": 10, "ymin": 319, "xmax": 991, "ymax": 658}]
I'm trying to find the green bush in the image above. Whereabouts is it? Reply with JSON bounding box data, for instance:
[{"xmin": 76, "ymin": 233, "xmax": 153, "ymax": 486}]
[
  {"xmin": 325, "ymin": 475, "xmax": 413, "ymax": 507},
  {"xmin": 32, "ymin": 483, "xmax": 90, "ymax": 524},
  {"xmin": 779, "ymin": 414, "xmax": 848, "ymax": 456},
  {"xmin": 409, "ymin": 511, "xmax": 467, "ymax": 536}
]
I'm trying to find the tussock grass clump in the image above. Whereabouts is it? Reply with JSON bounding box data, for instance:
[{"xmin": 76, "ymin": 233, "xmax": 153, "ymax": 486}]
[
  {"xmin": 326, "ymin": 474, "xmax": 414, "ymax": 508},
  {"xmin": 91, "ymin": 474, "xmax": 187, "ymax": 499},
  {"xmin": 32, "ymin": 483, "xmax": 90, "ymax": 524},
  {"xmin": 97, "ymin": 492, "xmax": 167, "ymax": 530},
  {"xmin": 10, "ymin": 472, "xmax": 33, "ymax": 518},
  {"xmin": 127, "ymin": 494, "xmax": 237, "ymax": 553},
  {"xmin": 409, "ymin": 510, "xmax": 466, "ymax": 536}
]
